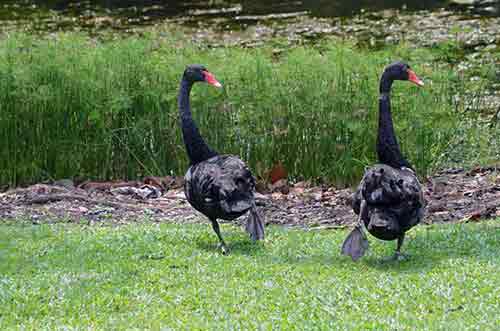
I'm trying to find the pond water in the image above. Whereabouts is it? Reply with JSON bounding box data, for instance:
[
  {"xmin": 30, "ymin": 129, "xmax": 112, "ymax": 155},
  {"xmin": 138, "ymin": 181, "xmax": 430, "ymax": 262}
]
[
  {"xmin": 3, "ymin": 0, "xmax": 497, "ymax": 32},
  {"xmin": 19, "ymin": 0, "xmax": 447, "ymax": 18}
]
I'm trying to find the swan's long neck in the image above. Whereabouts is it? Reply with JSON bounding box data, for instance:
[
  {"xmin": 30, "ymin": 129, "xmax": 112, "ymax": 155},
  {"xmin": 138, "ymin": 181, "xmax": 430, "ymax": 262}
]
[
  {"xmin": 376, "ymin": 73, "xmax": 410, "ymax": 169},
  {"xmin": 178, "ymin": 78, "xmax": 218, "ymax": 165}
]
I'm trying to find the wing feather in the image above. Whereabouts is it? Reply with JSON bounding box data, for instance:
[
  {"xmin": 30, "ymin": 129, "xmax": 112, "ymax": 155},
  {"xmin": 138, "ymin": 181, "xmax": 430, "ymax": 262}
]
[
  {"xmin": 184, "ymin": 155, "xmax": 255, "ymax": 219},
  {"xmin": 352, "ymin": 164, "xmax": 425, "ymax": 238}
]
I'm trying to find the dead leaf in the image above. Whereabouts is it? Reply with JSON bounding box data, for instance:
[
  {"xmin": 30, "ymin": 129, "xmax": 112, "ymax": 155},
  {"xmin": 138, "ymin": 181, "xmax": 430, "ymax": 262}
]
[{"xmin": 268, "ymin": 162, "xmax": 287, "ymax": 184}]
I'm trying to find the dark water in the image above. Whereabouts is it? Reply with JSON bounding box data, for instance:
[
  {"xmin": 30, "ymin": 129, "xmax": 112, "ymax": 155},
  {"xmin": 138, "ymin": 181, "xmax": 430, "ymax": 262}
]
[
  {"xmin": 0, "ymin": 0, "xmax": 497, "ymax": 32},
  {"xmin": 27, "ymin": 0, "xmax": 446, "ymax": 18}
]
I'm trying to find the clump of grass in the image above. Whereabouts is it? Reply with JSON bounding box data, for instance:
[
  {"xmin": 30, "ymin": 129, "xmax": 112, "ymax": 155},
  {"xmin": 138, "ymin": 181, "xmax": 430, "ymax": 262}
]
[
  {"xmin": 0, "ymin": 221, "xmax": 499, "ymax": 329},
  {"xmin": 0, "ymin": 32, "xmax": 491, "ymax": 186}
]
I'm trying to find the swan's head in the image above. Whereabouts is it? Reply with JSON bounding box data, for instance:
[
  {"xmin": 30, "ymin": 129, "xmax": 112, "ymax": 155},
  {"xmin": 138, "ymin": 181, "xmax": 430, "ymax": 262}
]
[
  {"xmin": 383, "ymin": 62, "xmax": 424, "ymax": 87},
  {"xmin": 183, "ymin": 64, "xmax": 222, "ymax": 88}
]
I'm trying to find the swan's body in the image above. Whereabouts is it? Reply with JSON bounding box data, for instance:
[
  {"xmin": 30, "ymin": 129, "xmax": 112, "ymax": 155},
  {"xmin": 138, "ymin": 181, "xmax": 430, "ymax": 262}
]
[
  {"xmin": 351, "ymin": 164, "xmax": 424, "ymax": 239},
  {"xmin": 185, "ymin": 155, "xmax": 254, "ymax": 220},
  {"xmin": 178, "ymin": 65, "xmax": 264, "ymax": 254},
  {"xmin": 342, "ymin": 62, "xmax": 425, "ymax": 261}
]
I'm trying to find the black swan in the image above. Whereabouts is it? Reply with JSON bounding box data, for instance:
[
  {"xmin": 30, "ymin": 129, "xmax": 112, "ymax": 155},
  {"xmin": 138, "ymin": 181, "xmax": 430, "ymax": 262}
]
[
  {"xmin": 342, "ymin": 62, "xmax": 426, "ymax": 261},
  {"xmin": 178, "ymin": 64, "xmax": 264, "ymax": 254}
]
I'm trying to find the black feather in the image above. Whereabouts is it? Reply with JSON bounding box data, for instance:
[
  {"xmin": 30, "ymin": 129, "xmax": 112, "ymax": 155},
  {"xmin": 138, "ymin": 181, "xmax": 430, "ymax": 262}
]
[
  {"xmin": 184, "ymin": 155, "xmax": 255, "ymax": 221},
  {"xmin": 352, "ymin": 164, "xmax": 425, "ymax": 241}
]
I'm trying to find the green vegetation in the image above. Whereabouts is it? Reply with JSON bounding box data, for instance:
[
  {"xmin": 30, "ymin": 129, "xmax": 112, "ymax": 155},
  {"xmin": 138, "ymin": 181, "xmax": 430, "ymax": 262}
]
[
  {"xmin": 0, "ymin": 33, "xmax": 496, "ymax": 186},
  {"xmin": 0, "ymin": 221, "xmax": 499, "ymax": 329}
]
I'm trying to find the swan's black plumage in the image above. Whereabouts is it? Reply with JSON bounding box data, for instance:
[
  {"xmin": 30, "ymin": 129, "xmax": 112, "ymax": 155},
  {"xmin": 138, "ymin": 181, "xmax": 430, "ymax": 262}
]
[
  {"xmin": 352, "ymin": 164, "xmax": 425, "ymax": 240},
  {"xmin": 179, "ymin": 65, "xmax": 264, "ymax": 254},
  {"xmin": 184, "ymin": 155, "xmax": 255, "ymax": 220},
  {"xmin": 342, "ymin": 62, "xmax": 425, "ymax": 261}
]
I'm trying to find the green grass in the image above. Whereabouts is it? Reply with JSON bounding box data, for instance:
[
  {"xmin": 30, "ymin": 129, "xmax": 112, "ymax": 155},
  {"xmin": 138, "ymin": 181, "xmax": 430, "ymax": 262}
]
[
  {"xmin": 0, "ymin": 32, "xmax": 496, "ymax": 187},
  {"xmin": 0, "ymin": 221, "xmax": 499, "ymax": 330}
]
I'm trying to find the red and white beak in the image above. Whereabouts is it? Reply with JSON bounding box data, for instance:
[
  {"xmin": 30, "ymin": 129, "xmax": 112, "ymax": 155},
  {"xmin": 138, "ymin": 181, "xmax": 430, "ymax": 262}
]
[
  {"xmin": 202, "ymin": 70, "xmax": 222, "ymax": 88},
  {"xmin": 407, "ymin": 69, "xmax": 424, "ymax": 87}
]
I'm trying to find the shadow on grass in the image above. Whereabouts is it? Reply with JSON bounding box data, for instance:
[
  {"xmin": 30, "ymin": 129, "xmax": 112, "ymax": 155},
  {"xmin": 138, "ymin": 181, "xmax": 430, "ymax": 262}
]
[
  {"xmin": 262, "ymin": 222, "xmax": 499, "ymax": 273},
  {"xmin": 361, "ymin": 223, "xmax": 500, "ymax": 272},
  {"xmin": 195, "ymin": 232, "xmax": 266, "ymax": 256}
]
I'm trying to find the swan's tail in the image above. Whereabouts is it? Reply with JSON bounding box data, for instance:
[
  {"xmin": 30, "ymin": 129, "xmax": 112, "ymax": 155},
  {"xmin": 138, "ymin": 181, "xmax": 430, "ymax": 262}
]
[
  {"xmin": 245, "ymin": 202, "xmax": 265, "ymax": 241},
  {"xmin": 341, "ymin": 226, "xmax": 369, "ymax": 261}
]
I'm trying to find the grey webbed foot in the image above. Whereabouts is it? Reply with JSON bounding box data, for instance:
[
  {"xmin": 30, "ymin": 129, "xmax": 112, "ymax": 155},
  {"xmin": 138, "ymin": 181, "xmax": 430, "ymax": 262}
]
[
  {"xmin": 245, "ymin": 202, "xmax": 265, "ymax": 241},
  {"xmin": 341, "ymin": 226, "xmax": 369, "ymax": 261}
]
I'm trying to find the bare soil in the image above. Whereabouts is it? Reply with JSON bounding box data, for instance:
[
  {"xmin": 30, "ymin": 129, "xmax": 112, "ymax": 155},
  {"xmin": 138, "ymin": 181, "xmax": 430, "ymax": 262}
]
[{"xmin": 1, "ymin": 166, "xmax": 499, "ymax": 228}]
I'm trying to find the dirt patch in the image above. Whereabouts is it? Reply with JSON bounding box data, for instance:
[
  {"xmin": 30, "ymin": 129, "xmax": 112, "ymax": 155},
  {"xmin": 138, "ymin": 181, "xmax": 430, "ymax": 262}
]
[{"xmin": 1, "ymin": 167, "xmax": 499, "ymax": 228}]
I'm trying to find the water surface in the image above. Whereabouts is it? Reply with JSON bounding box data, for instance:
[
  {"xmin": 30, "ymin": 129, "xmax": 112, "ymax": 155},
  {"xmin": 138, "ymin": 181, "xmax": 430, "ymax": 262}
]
[
  {"xmin": 1, "ymin": 0, "xmax": 498, "ymax": 35},
  {"xmin": 0, "ymin": 0, "xmax": 451, "ymax": 30}
]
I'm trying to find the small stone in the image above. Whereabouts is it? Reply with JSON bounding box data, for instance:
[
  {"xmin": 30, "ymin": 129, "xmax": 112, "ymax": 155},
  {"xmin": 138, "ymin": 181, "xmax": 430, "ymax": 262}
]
[{"xmin": 53, "ymin": 179, "xmax": 75, "ymax": 189}]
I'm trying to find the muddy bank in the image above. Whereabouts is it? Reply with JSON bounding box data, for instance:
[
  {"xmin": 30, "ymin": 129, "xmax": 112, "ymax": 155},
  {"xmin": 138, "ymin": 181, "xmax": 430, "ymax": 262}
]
[
  {"xmin": 2, "ymin": 3, "xmax": 499, "ymax": 51},
  {"xmin": 183, "ymin": 9, "xmax": 499, "ymax": 49},
  {"xmin": 1, "ymin": 166, "xmax": 499, "ymax": 228}
]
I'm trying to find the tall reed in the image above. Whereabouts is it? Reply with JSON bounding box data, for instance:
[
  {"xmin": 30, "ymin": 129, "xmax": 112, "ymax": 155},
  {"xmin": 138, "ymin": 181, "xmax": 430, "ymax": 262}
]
[{"xmin": 0, "ymin": 33, "xmax": 488, "ymax": 186}]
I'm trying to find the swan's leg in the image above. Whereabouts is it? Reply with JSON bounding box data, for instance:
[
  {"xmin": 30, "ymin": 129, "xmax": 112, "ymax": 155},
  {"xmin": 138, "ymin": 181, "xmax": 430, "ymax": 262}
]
[
  {"xmin": 210, "ymin": 218, "xmax": 229, "ymax": 255},
  {"xmin": 394, "ymin": 233, "xmax": 406, "ymax": 261}
]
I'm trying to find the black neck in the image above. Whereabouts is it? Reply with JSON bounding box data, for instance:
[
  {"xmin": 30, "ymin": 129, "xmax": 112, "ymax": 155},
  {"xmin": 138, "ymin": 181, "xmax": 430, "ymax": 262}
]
[
  {"xmin": 376, "ymin": 74, "xmax": 411, "ymax": 169},
  {"xmin": 178, "ymin": 78, "xmax": 218, "ymax": 165}
]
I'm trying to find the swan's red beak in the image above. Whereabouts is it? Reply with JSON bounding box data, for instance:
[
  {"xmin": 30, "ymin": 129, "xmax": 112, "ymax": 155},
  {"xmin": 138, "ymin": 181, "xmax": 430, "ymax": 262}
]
[
  {"xmin": 202, "ymin": 70, "xmax": 222, "ymax": 88},
  {"xmin": 407, "ymin": 69, "xmax": 424, "ymax": 87}
]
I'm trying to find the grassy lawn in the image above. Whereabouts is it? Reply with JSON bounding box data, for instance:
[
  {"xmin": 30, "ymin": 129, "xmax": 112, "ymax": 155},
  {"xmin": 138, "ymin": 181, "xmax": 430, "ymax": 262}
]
[{"xmin": 0, "ymin": 221, "xmax": 499, "ymax": 330}]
